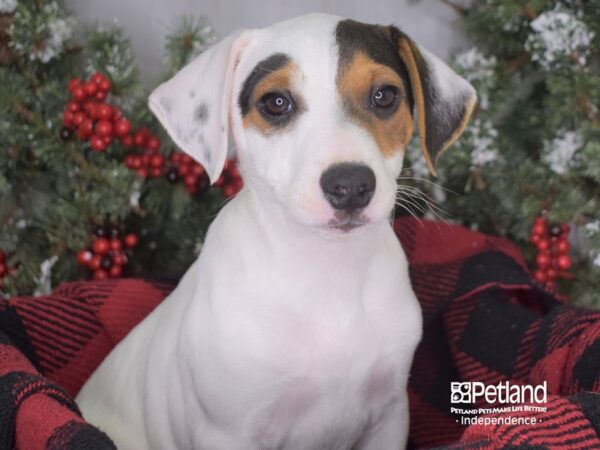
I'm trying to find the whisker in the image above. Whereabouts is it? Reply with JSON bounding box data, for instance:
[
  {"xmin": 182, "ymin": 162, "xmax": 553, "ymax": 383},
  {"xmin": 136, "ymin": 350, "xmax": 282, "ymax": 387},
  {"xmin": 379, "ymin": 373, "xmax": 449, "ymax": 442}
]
[
  {"xmin": 397, "ymin": 176, "xmax": 459, "ymax": 197},
  {"xmin": 395, "ymin": 184, "xmax": 454, "ymax": 230}
]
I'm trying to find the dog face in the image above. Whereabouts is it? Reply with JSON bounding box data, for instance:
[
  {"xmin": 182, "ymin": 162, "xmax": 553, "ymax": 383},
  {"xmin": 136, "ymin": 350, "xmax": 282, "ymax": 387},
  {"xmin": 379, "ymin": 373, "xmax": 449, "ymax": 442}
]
[{"xmin": 150, "ymin": 14, "xmax": 476, "ymax": 236}]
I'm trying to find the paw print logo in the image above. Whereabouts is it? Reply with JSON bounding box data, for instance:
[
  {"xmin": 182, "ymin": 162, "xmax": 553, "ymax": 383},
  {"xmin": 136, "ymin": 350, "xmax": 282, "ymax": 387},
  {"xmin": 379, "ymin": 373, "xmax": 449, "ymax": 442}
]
[{"xmin": 450, "ymin": 382, "xmax": 472, "ymax": 403}]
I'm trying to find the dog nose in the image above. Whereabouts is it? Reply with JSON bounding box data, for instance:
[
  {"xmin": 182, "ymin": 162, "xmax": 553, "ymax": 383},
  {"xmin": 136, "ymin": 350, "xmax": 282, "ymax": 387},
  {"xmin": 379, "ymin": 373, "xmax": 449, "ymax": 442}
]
[{"xmin": 320, "ymin": 163, "xmax": 376, "ymax": 212}]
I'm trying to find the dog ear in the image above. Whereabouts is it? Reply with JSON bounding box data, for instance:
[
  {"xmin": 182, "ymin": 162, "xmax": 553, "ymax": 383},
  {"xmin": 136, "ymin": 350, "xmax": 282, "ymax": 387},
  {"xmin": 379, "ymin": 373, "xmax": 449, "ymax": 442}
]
[
  {"xmin": 149, "ymin": 31, "xmax": 252, "ymax": 183},
  {"xmin": 390, "ymin": 28, "xmax": 477, "ymax": 176}
]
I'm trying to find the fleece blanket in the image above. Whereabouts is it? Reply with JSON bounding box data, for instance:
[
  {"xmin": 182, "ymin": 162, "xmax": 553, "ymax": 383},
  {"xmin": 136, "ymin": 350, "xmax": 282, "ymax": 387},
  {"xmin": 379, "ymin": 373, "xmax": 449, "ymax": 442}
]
[{"xmin": 0, "ymin": 217, "xmax": 598, "ymax": 449}]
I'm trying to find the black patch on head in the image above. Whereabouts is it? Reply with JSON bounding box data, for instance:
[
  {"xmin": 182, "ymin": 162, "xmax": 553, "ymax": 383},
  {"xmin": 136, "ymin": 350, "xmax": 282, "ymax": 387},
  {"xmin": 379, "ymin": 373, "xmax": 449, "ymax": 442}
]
[
  {"xmin": 335, "ymin": 20, "xmax": 414, "ymax": 111},
  {"xmin": 238, "ymin": 53, "xmax": 291, "ymax": 116},
  {"xmin": 194, "ymin": 103, "xmax": 209, "ymax": 124}
]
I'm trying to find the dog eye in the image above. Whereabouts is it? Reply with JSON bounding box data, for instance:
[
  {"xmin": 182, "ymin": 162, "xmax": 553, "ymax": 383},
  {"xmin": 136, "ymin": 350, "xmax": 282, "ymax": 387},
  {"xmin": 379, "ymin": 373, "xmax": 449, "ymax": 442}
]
[
  {"xmin": 371, "ymin": 86, "xmax": 398, "ymax": 109},
  {"xmin": 260, "ymin": 93, "xmax": 294, "ymax": 116}
]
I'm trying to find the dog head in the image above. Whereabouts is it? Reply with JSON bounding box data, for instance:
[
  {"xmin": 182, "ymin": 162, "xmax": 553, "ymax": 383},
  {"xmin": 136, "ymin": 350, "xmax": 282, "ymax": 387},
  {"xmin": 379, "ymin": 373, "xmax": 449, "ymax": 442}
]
[{"xmin": 149, "ymin": 14, "xmax": 476, "ymax": 236}]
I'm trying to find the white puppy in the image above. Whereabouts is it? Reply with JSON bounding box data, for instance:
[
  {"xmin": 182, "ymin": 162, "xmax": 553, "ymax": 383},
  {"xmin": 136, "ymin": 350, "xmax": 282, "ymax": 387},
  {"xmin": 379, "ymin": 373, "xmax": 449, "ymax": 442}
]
[{"xmin": 77, "ymin": 13, "xmax": 476, "ymax": 450}]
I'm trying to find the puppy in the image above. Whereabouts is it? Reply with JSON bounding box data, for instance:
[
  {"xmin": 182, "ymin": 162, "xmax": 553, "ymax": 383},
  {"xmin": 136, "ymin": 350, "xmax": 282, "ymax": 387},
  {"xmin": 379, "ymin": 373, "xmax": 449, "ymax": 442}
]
[{"xmin": 76, "ymin": 13, "xmax": 476, "ymax": 450}]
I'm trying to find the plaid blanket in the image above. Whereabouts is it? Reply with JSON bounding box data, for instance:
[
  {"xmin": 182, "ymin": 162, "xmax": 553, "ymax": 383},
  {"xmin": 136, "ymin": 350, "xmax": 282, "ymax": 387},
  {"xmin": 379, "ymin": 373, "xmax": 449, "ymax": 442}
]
[{"xmin": 0, "ymin": 217, "xmax": 598, "ymax": 449}]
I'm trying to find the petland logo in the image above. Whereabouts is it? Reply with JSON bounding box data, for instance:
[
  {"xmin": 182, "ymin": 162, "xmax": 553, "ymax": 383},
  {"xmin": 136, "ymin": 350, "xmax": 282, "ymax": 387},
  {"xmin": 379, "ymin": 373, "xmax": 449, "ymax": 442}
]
[{"xmin": 451, "ymin": 381, "xmax": 547, "ymax": 405}]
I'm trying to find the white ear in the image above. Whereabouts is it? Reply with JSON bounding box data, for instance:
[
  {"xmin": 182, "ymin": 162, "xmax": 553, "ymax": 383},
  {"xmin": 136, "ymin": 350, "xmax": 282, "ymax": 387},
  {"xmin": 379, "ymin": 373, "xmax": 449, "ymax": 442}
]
[
  {"xmin": 391, "ymin": 28, "xmax": 477, "ymax": 176},
  {"xmin": 149, "ymin": 31, "xmax": 252, "ymax": 183}
]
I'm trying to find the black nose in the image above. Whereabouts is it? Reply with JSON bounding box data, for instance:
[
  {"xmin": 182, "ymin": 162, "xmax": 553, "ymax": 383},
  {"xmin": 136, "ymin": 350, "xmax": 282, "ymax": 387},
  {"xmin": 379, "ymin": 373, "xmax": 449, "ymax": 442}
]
[{"xmin": 320, "ymin": 163, "xmax": 376, "ymax": 212}]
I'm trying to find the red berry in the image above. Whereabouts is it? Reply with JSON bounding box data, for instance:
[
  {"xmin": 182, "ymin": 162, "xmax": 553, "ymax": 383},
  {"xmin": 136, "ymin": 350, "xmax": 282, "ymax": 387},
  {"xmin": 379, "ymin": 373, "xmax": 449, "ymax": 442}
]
[
  {"xmin": 184, "ymin": 174, "xmax": 197, "ymax": 186},
  {"xmin": 545, "ymin": 281, "xmax": 556, "ymax": 291},
  {"xmin": 95, "ymin": 119, "xmax": 114, "ymax": 137},
  {"xmin": 103, "ymin": 135, "xmax": 113, "ymax": 146},
  {"xmin": 109, "ymin": 265, "xmax": 123, "ymax": 278},
  {"xmin": 124, "ymin": 154, "xmax": 136, "ymax": 168},
  {"xmin": 76, "ymin": 250, "xmax": 93, "ymax": 266},
  {"xmin": 142, "ymin": 154, "xmax": 151, "ymax": 166},
  {"xmin": 223, "ymin": 185, "xmax": 237, "ymax": 198},
  {"xmin": 76, "ymin": 127, "xmax": 88, "ymax": 141},
  {"xmin": 83, "ymin": 101, "xmax": 97, "ymax": 116},
  {"xmin": 90, "ymin": 255, "xmax": 102, "ymax": 270},
  {"xmin": 191, "ymin": 164, "xmax": 205, "ymax": 176},
  {"xmin": 95, "ymin": 104, "xmax": 113, "ymax": 120},
  {"xmin": 112, "ymin": 253, "xmax": 127, "ymax": 266},
  {"xmin": 556, "ymin": 254, "xmax": 572, "ymax": 270},
  {"xmin": 136, "ymin": 168, "xmax": 148, "ymax": 178},
  {"xmin": 78, "ymin": 119, "xmax": 94, "ymax": 139},
  {"xmin": 72, "ymin": 86, "xmax": 86, "ymax": 101},
  {"xmin": 98, "ymin": 78, "xmax": 111, "ymax": 92},
  {"xmin": 124, "ymin": 233, "xmax": 139, "ymax": 248},
  {"xmin": 84, "ymin": 81, "xmax": 98, "ymax": 96},
  {"xmin": 92, "ymin": 237, "xmax": 110, "ymax": 255},
  {"xmin": 0, "ymin": 263, "xmax": 6, "ymax": 277},
  {"xmin": 90, "ymin": 135, "xmax": 107, "ymax": 152},
  {"xmin": 72, "ymin": 111, "xmax": 86, "ymax": 127},
  {"xmin": 546, "ymin": 268, "xmax": 557, "ymax": 280},
  {"xmin": 93, "ymin": 269, "xmax": 108, "ymax": 280},
  {"xmin": 91, "ymin": 72, "xmax": 107, "ymax": 85},
  {"xmin": 120, "ymin": 135, "xmax": 134, "ymax": 148},
  {"xmin": 562, "ymin": 224, "xmax": 571, "ymax": 234},
  {"xmin": 171, "ymin": 152, "xmax": 182, "ymax": 163},
  {"xmin": 95, "ymin": 90, "xmax": 108, "ymax": 101},
  {"xmin": 67, "ymin": 101, "xmax": 80, "ymax": 112},
  {"xmin": 131, "ymin": 155, "xmax": 142, "ymax": 169},
  {"xmin": 151, "ymin": 167, "xmax": 163, "ymax": 177},
  {"xmin": 178, "ymin": 164, "xmax": 190, "ymax": 176},
  {"xmin": 556, "ymin": 239, "xmax": 570, "ymax": 254},
  {"xmin": 109, "ymin": 238, "xmax": 122, "ymax": 251},
  {"xmin": 133, "ymin": 129, "xmax": 148, "ymax": 147},
  {"xmin": 181, "ymin": 154, "xmax": 193, "ymax": 165},
  {"xmin": 532, "ymin": 223, "xmax": 547, "ymax": 236},
  {"xmin": 114, "ymin": 118, "xmax": 132, "ymax": 136},
  {"xmin": 533, "ymin": 270, "xmax": 547, "ymax": 282},
  {"xmin": 537, "ymin": 239, "xmax": 551, "ymax": 251},
  {"xmin": 68, "ymin": 78, "xmax": 82, "ymax": 92},
  {"xmin": 149, "ymin": 154, "xmax": 164, "ymax": 168},
  {"xmin": 146, "ymin": 136, "xmax": 160, "ymax": 151}
]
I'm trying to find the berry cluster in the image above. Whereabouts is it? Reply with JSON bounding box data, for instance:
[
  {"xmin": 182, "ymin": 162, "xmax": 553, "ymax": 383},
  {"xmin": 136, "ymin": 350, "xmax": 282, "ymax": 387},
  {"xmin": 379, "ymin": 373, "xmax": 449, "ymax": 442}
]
[
  {"xmin": 123, "ymin": 128, "xmax": 165, "ymax": 178},
  {"xmin": 62, "ymin": 73, "xmax": 133, "ymax": 152},
  {"xmin": 76, "ymin": 225, "xmax": 139, "ymax": 280},
  {"xmin": 531, "ymin": 215, "xmax": 572, "ymax": 290},
  {"xmin": 0, "ymin": 249, "xmax": 15, "ymax": 289},
  {"xmin": 61, "ymin": 73, "xmax": 243, "ymax": 198},
  {"xmin": 164, "ymin": 151, "xmax": 243, "ymax": 197},
  {"xmin": 164, "ymin": 151, "xmax": 209, "ymax": 194},
  {"xmin": 213, "ymin": 160, "xmax": 243, "ymax": 198}
]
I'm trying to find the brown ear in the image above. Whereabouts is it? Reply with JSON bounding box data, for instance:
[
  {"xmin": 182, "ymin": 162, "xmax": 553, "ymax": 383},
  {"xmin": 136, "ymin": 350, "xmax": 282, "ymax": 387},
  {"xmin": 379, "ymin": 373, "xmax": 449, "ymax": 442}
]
[{"xmin": 389, "ymin": 27, "xmax": 477, "ymax": 176}]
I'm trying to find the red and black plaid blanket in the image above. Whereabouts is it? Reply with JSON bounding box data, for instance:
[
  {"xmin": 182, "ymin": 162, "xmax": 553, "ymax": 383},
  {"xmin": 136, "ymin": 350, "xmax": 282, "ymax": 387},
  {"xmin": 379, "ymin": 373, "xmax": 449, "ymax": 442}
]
[{"xmin": 0, "ymin": 218, "xmax": 598, "ymax": 449}]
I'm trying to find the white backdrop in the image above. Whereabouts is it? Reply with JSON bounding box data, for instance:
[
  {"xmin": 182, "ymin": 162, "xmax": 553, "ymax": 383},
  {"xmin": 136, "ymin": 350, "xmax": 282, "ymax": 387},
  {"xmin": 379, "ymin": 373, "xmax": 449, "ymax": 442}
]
[{"xmin": 64, "ymin": 0, "xmax": 466, "ymax": 84}]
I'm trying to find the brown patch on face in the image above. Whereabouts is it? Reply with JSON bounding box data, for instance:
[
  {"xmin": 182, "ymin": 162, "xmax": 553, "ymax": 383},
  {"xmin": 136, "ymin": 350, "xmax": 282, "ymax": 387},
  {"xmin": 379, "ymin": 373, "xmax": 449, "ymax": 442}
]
[
  {"xmin": 241, "ymin": 61, "xmax": 298, "ymax": 133},
  {"xmin": 337, "ymin": 51, "xmax": 414, "ymax": 158}
]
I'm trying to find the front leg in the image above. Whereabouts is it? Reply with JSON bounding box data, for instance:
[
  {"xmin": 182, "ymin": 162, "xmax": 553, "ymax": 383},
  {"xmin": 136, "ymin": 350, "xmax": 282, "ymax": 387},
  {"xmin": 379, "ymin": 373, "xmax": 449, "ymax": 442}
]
[{"xmin": 354, "ymin": 397, "xmax": 409, "ymax": 450}]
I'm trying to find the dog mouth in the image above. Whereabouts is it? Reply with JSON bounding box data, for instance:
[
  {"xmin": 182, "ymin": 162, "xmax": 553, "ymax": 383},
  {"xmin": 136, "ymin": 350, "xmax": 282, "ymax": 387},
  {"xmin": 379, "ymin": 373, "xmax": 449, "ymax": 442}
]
[{"xmin": 325, "ymin": 211, "xmax": 370, "ymax": 232}]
